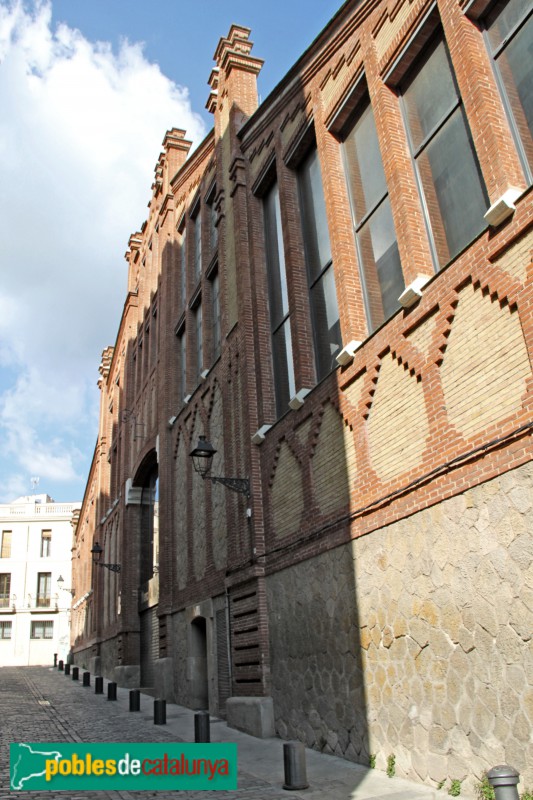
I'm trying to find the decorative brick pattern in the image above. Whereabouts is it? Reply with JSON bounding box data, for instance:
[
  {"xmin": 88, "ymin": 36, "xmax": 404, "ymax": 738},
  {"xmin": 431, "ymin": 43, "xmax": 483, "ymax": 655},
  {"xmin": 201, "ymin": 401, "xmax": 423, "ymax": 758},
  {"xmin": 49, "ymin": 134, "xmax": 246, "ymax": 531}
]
[
  {"xmin": 271, "ymin": 441, "xmax": 304, "ymax": 540},
  {"xmin": 313, "ymin": 403, "xmax": 354, "ymax": 516},
  {"xmin": 441, "ymin": 283, "xmax": 531, "ymax": 440},
  {"xmin": 405, "ymin": 308, "xmax": 439, "ymax": 360},
  {"xmin": 491, "ymin": 227, "xmax": 532, "ymax": 283},
  {"xmin": 366, "ymin": 352, "xmax": 429, "ymax": 482}
]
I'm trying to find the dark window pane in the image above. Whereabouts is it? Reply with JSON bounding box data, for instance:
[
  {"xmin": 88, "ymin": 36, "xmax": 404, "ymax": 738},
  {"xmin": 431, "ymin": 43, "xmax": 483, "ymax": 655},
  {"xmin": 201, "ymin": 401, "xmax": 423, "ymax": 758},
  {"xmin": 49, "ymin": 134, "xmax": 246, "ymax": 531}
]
[
  {"xmin": 211, "ymin": 272, "xmax": 221, "ymax": 360},
  {"xmin": 357, "ymin": 198, "xmax": 404, "ymax": 329},
  {"xmin": 195, "ymin": 304, "xmax": 203, "ymax": 380},
  {"xmin": 194, "ymin": 211, "xmax": 202, "ymax": 281},
  {"xmin": 299, "ymin": 149, "xmax": 332, "ymax": 282},
  {"xmin": 264, "ymin": 182, "xmax": 295, "ymax": 415},
  {"xmin": 209, "ymin": 199, "xmax": 218, "ymax": 251},
  {"xmin": 299, "ymin": 148, "xmax": 340, "ymax": 380},
  {"xmin": 403, "ymin": 39, "xmax": 458, "ymax": 150},
  {"xmin": 417, "ymin": 107, "xmax": 488, "ymax": 265},
  {"xmin": 264, "ymin": 185, "xmax": 290, "ymax": 328},
  {"xmin": 344, "ymin": 104, "xmax": 388, "ymax": 220},
  {"xmin": 272, "ymin": 320, "xmax": 295, "ymax": 417},
  {"xmin": 179, "ymin": 332, "xmax": 186, "ymax": 400},
  {"xmin": 493, "ymin": 12, "xmax": 533, "ymax": 170},
  {"xmin": 180, "ymin": 230, "xmax": 187, "ymax": 307},
  {"xmin": 343, "ymin": 97, "xmax": 403, "ymax": 333},
  {"xmin": 310, "ymin": 267, "xmax": 342, "ymax": 378},
  {"xmin": 487, "ymin": 0, "xmax": 531, "ymax": 48}
]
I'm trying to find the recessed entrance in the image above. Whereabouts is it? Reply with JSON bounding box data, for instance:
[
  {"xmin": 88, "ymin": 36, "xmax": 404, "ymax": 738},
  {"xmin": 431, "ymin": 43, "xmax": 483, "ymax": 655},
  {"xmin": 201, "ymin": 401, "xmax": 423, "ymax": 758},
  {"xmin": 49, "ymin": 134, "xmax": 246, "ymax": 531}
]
[{"xmin": 190, "ymin": 616, "xmax": 208, "ymax": 709}]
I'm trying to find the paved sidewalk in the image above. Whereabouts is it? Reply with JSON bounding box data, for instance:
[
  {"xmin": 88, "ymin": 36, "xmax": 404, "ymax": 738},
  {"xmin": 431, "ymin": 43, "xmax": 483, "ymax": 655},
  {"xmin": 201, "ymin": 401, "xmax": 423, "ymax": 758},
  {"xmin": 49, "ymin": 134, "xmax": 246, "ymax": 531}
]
[{"xmin": 1, "ymin": 666, "xmax": 440, "ymax": 799}]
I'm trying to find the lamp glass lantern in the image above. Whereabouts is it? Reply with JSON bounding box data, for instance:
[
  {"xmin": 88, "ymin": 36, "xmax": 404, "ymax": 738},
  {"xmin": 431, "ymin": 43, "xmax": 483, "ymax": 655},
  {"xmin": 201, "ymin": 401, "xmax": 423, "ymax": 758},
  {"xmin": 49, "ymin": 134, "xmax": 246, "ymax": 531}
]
[{"xmin": 190, "ymin": 435, "xmax": 217, "ymax": 478}]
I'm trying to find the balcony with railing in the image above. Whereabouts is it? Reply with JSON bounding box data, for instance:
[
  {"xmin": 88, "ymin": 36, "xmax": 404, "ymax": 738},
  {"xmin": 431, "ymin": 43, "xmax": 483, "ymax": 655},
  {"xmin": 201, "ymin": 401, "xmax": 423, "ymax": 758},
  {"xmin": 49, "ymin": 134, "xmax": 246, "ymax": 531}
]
[
  {"xmin": 0, "ymin": 501, "xmax": 80, "ymax": 519},
  {"xmin": 26, "ymin": 593, "xmax": 59, "ymax": 612},
  {"xmin": 0, "ymin": 593, "xmax": 16, "ymax": 612}
]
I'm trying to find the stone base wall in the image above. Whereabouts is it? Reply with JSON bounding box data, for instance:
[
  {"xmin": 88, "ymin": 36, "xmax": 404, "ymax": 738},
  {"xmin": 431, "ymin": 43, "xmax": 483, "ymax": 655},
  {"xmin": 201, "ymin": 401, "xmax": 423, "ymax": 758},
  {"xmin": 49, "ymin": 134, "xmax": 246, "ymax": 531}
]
[
  {"xmin": 172, "ymin": 610, "xmax": 191, "ymax": 708},
  {"xmin": 266, "ymin": 461, "xmax": 533, "ymax": 796},
  {"xmin": 72, "ymin": 647, "xmax": 94, "ymax": 672},
  {"xmin": 267, "ymin": 546, "xmax": 368, "ymax": 760}
]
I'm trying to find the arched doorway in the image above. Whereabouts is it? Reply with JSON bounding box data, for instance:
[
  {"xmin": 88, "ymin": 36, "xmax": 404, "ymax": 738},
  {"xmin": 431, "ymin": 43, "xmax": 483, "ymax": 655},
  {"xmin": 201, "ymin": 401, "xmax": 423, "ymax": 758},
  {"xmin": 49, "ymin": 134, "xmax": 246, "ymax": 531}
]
[{"xmin": 134, "ymin": 452, "xmax": 160, "ymax": 688}]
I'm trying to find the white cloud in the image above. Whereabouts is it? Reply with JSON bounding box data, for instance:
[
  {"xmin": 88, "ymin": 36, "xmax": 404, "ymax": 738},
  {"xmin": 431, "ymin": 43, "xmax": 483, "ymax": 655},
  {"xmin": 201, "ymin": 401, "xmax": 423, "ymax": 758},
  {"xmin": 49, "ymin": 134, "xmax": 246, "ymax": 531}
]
[{"xmin": 0, "ymin": 0, "xmax": 206, "ymax": 502}]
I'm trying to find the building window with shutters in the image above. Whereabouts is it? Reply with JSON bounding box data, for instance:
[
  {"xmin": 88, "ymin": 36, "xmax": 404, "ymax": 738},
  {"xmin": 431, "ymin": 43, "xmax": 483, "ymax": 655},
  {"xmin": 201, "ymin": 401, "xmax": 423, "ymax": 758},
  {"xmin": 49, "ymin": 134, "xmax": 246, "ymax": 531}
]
[
  {"xmin": 0, "ymin": 573, "xmax": 10, "ymax": 608},
  {"xmin": 36, "ymin": 572, "xmax": 51, "ymax": 607},
  {"xmin": 1, "ymin": 530, "xmax": 11, "ymax": 559},
  {"xmin": 0, "ymin": 621, "xmax": 12, "ymax": 639},
  {"xmin": 40, "ymin": 530, "xmax": 51, "ymax": 558},
  {"xmin": 31, "ymin": 620, "xmax": 54, "ymax": 639}
]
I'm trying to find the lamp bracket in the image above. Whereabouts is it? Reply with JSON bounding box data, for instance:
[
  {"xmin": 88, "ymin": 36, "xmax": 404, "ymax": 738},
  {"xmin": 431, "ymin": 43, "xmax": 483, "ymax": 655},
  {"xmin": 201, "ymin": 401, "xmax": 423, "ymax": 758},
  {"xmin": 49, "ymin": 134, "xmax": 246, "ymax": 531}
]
[
  {"xmin": 94, "ymin": 561, "xmax": 121, "ymax": 573},
  {"xmin": 207, "ymin": 476, "xmax": 250, "ymax": 497}
]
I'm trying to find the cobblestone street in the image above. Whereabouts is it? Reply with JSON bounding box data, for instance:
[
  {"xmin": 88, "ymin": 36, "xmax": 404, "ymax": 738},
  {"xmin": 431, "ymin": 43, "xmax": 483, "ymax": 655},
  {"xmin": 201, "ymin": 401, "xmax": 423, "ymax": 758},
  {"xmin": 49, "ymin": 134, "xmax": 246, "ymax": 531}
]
[
  {"xmin": 0, "ymin": 666, "xmax": 438, "ymax": 800},
  {"xmin": 0, "ymin": 666, "xmax": 300, "ymax": 800}
]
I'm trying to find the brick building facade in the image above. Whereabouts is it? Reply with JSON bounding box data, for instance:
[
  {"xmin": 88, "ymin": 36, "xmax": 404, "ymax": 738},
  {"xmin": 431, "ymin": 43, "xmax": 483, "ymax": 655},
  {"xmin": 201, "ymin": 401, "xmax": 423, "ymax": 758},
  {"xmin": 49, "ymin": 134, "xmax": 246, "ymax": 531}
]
[{"xmin": 72, "ymin": 0, "xmax": 533, "ymax": 793}]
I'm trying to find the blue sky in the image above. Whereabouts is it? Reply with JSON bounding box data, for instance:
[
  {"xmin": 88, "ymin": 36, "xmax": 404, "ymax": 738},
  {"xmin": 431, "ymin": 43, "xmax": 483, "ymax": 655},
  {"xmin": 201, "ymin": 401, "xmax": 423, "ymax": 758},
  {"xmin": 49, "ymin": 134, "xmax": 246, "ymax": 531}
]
[{"xmin": 0, "ymin": 0, "xmax": 342, "ymax": 504}]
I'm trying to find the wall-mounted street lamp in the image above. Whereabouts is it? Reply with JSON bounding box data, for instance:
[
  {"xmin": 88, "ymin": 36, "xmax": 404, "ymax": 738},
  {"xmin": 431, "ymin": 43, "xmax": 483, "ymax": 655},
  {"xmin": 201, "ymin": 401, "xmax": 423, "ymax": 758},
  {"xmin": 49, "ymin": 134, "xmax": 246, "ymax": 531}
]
[
  {"xmin": 57, "ymin": 576, "xmax": 74, "ymax": 596},
  {"xmin": 190, "ymin": 436, "xmax": 250, "ymax": 498},
  {"xmin": 90, "ymin": 542, "xmax": 121, "ymax": 573}
]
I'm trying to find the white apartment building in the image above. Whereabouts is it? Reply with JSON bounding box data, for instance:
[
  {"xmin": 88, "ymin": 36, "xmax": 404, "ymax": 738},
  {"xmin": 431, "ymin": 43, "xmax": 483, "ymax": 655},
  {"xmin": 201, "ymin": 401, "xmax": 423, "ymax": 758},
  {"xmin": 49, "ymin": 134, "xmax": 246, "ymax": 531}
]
[{"xmin": 0, "ymin": 494, "xmax": 80, "ymax": 666}]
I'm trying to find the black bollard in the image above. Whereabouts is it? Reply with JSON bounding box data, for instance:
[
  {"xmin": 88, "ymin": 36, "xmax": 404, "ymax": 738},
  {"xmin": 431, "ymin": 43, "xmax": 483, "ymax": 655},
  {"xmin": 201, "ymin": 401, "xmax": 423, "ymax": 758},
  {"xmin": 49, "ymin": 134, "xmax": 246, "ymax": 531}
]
[
  {"xmin": 58, "ymin": 660, "xmax": 64, "ymax": 671},
  {"xmin": 129, "ymin": 690, "xmax": 141, "ymax": 712},
  {"xmin": 82, "ymin": 671, "xmax": 90, "ymax": 687},
  {"xmin": 53, "ymin": 653, "xmax": 58, "ymax": 667},
  {"xmin": 107, "ymin": 682, "xmax": 117, "ymax": 701},
  {"xmin": 94, "ymin": 676, "xmax": 104, "ymax": 694},
  {"xmin": 194, "ymin": 710, "xmax": 210, "ymax": 743},
  {"xmin": 487, "ymin": 766, "xmax": 520, "ymax": 800},
  {"xmin": 71, "ymin": 666, "xmax": 79, "ymax": 680},
  {"xmin": 64, "ymin": 663, "xmax": 70, "ymax": 676},
  {"xmin": 283, "ymin": 742, "xmax": 308, "ymax": 790},
  {"xmin": 154, "ymin": 699, "xmax": 166, "ymax": 725}
]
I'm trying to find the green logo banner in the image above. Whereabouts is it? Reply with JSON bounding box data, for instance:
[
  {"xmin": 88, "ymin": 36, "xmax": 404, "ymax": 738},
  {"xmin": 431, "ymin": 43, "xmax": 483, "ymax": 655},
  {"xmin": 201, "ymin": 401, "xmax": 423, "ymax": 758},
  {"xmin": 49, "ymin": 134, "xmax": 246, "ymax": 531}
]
[{"xmin": 10, "ymin": 742, "xmax": 237, "ymax": 791}]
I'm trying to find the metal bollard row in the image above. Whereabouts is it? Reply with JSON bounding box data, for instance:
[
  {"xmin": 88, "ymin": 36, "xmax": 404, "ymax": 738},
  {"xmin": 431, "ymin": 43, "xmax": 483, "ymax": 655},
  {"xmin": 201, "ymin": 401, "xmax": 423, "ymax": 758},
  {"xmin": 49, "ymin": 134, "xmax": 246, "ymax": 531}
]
[{"xmin": 54, "ymin": 665, "xmax": 319, "ymax": 796}]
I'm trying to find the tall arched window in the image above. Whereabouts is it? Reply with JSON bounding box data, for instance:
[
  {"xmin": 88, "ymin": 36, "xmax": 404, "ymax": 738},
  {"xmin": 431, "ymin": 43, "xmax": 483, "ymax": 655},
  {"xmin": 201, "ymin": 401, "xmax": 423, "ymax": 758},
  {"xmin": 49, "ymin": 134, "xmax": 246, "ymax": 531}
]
[{"xmin": 140, "ymin": 468, "xmax": 159, "ymax": 584}]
